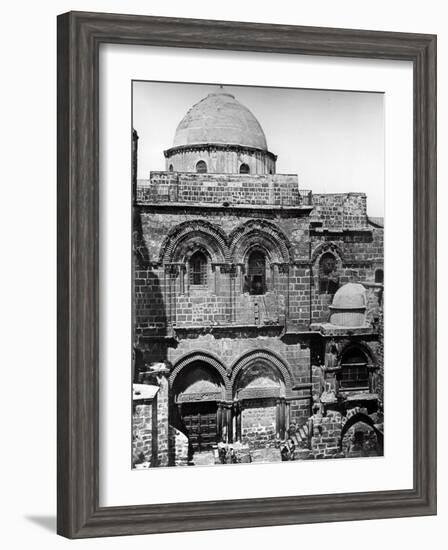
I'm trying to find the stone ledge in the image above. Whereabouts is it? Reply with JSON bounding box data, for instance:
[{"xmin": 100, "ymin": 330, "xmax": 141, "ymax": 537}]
[
  {"xmin": 136, "ymin": 201, "xmax": 314, "ymax": 215},
  {"xmin": 309, "ymin": 323, "xmax": 378, "ymax": 337}
]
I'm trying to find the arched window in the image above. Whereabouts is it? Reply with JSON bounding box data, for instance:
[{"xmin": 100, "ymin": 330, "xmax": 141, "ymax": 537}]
[
  {"xmin": 168, "ymin": 164, "xmax": 174, "ymax": 172},
  {"xmin": 239, "ymin": 163, "xmax": 250, "ymax": 174},
  {"xmin": 319, "ymin": 252, "xmax": 339, "ymax": 294},
  {"xmin": 338, "ymin": 348, "xmax": 369, "ymax": 390},
  {"xmin": 247, "ymin": 250, "xmax": 266, "ymax": 295},
  {"xmin": 189, "ymin": 251, "xmax": 207, "ymax": 286},
  {"xmin": 375, "ymin": 269, "xmax": 384, "ymax": 283},
  {"xmin": 196, "ymin": 160, "xmax": 207, "ymax": 174}
]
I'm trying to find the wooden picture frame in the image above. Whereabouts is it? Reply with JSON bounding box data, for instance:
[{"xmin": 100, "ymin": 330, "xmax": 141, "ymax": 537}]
[{"xmin": 57, "ymin": 11, "xmax": 437, "ymax": 538}]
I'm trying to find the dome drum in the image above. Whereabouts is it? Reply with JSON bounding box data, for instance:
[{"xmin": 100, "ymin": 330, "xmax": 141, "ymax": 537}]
[{"xmin": 164, "ymin": 143, "xmax": 277, "ymax": 175}]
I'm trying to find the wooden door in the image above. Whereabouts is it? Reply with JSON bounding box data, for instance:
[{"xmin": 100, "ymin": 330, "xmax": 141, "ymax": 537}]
[{"xmin": 182, "ymin": 402, "xmax": 218, "ymax": 453}]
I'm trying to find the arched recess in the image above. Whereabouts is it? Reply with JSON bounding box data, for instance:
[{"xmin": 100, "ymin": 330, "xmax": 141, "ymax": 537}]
[
  {"xmin": 336, "ymin": 343, "xmax": 375, "ymax": 391},
  {"xmin": 340, "ymin": 412, "xmax": 383, "ymax": 457},
  {"xmin": 311, "ymin": 243, "xmax": 343, "ymax": 296},
  {"xmin": 170, "ymin": 351, "xmax": 231, "ymax": 395},
  {"xmin": 230, "ymin": 349, "xmax": 294, "ymax": 397},
  {"xmin": 311, "ymin": 242, "xmax": 344, "ymax": 265},
  {"xmin": 229, "ymin": 220, "xmax": 292, "ymax": 265},
  {"xmin": 159, "ymin": 220, "xmax": 229, "ymax": 264},
  {"xmin": 170, "ymin": 352, "xmax": 230, "ymax": 452},
  {"xmin": 233, "ymin": 358, "xmax": 286, "ymax": 400},
  {"xmin": 337, "ymin": 341, "xmax": 376, "ymax": 368},
  {"xmin": 230, "ymin": 350, "xmax": 293, "ymax": 444}
]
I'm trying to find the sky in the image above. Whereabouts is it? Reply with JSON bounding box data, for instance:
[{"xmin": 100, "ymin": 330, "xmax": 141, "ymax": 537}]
[{"xmin": 133, "ymin": 81, "xmax": 384, "ymax": 217}]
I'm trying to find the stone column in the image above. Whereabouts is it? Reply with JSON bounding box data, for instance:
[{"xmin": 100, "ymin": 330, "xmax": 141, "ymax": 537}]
[
  {"xmin": 217, "ymin": 403, "xmax": 223, "ymax": 441},
  {"xmin": 235, "ymin": 402, "xmax": 242, "ymax": 442},
  {"xmin": 271, "ymin": 263, "xmax": 279, "ymax": 292},
  {"xmin": 155, "ymin": 373, "xmax": 169, "ymax": 466},
  {"xmin": 275, "ymin": 399, "xmax": 281, "ymax": 439},
  {"xmin": 179, "ymin": 265, "xmax": 186, "ymax": 295},
  {"xmin": 280, "ymin": 399, "xmax": 286, "ymax": 439},
  {"xmin": 164, "ymin": 264, "xmax": 179, "ymax": 330},
  {"xmin": 223, "ymin": 403, "xmax": 233, "ymax": 443},
  {"xmin": 278, "ymin": 263, "xmax": 290, "ymax": 327},
  {"xmin": 285, "ymin": 401, "xmax": 290, "ymax": 434}
]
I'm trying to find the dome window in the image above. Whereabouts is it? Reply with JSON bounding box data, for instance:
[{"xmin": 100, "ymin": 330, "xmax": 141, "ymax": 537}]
[
  {"xmin": 169, "ymin": 164, "xmax": 174, "ymax": 172},
  {"xmin": 319, "ymin": 252, "xmax": 339, "ymax": 294},
  {"xmin": 239, "ymin": 163, "xmax": 250, "ymax": 174},
  {"xmin": 246, "ymin": 250, "xmax": 266, "ymax": 295},
  {"xmin": 196, "ymin": 160, "xmax": 207, "ymax": 174},
  {"xmin": 189, "ymin": 251, "xmax": 207, "ymax": 286}
]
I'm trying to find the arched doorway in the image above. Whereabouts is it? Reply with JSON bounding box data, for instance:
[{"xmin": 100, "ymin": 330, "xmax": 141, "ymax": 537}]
[
  {"xmin": 173, "ymin": 360, "xmax": 226, "ymax": 453},
  {"xmin": 341, "ymin": 414, "xmax": 383, "ymax": 457},
  {"xmin": 233, "ymin": 359, "xmax": 286, "ymax": 448}
]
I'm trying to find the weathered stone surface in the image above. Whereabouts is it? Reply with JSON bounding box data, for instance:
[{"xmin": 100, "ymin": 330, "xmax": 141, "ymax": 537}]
[
  {"xmin": 192, "ymin": 451, "xmax": 216, "ymax": 466},
  {"xmin": 132, "ymin": 89, "xmax": 384, "ymax": 467},
  {"xmin": 250, "ymin": 448, "xmax": 282, "ymax": 463}
]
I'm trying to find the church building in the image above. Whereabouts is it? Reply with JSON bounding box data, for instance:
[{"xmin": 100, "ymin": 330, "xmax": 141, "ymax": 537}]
[{"xmin": 132, "ymin": 89, "xmax": 384, "ymax": 467}]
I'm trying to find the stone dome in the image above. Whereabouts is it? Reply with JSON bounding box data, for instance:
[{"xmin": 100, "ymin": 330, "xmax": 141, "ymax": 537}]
[
  {"xmin": 331, "ymin": 283, "xmax": 367, "ymax": 310},
  {"xmin": 173, "ymin": 91, "xmax": 268, "ymax": 150},
  {"xmin": 329, "ymin": 283, "xmax": 367, "ymax": 327}
]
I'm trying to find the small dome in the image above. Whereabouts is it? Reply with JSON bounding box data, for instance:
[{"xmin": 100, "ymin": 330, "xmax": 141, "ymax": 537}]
[
  {"xmin": 173, "ymin": 91, "xmax": 268, "ymax": 150},
  {"xmin": 331, "ymin": 283, "xmax": 367, "ymax": 310}
]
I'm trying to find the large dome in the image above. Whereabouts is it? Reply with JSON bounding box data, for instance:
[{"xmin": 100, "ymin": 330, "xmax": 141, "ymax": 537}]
[{"xmin": 173, "ymin": 91, "xmax": 268, "ymax": 151}]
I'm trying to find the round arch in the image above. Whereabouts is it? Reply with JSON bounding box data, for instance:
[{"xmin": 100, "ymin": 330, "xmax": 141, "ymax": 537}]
[
  {"xmin": 340, "ymin": 412, "xmax": 383, "ymax": 455},
  {"xmin": 159, "ymin": 219, "xmax": 229, "ymax": 264},
  {"xmin": 311, "ymin": 242, "xmax": 344, "ymax": 265},
  {"xmin": 229, "ymin": 220, "xmax": 292, "ymax": 264},
  {"xmin": 341, "ymin": 412, "xmax": 375, "ymax": 437},
  {"xmin": 338, "ymin": 341, "xmax": 376, "ymax": 368}
]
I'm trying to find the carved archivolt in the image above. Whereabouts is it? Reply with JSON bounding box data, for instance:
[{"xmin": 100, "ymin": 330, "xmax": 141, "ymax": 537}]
[
  {"xmin": 230, "ymin": 349, "xmax": 294, "ymax": 397},
  {"xmin": 229, "ymin": 220, "xmax": 292, "ymax": 264},
  {"xmin": 159, "ymin": 218, "xmax": 292, "ymax": 267},
  {"xmin": 159, "ymin": 220, "xmax": 228, "ymax": 264},
  {"xmin": 169, "ymin": 351, "xmax": 231, "ymax": 396},
  {"xmin": 311, "ymin": 242, "xmax": 344, "ymax": 264}
]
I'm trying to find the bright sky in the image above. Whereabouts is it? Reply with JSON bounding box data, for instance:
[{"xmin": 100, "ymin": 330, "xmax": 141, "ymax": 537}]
[{"xmin": 133, "ymin": 81, "xmax": 384, "ymax": 217}]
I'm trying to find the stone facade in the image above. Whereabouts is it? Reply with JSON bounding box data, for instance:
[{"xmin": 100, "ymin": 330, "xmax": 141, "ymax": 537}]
[{"xmin": 132, "ymin": 90, "xmax": 384, "ymax": 467}]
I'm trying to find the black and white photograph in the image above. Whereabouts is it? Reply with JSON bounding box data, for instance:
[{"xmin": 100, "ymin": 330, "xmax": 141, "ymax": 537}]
[{"xmin": 131, "ymin": 81, "xmax": 385, "ymax": 468}]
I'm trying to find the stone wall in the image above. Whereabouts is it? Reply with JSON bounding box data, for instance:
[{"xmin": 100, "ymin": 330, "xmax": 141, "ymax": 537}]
[
  {"xmin": 168, "ymin": 425, "xmax": 189, "ymax": 467},
  {"xmin": 311, "ymin": 193, "xmax": 368, "ymax": 229},
  {"xmin": 132, "ymin": 374, "xmax": 170, "ymax": 468},
  {"xmin": 241, "ymin": 399, "xmax": 276, "ymax": 448},
  {"xmin": 310, "ymin": 412, "xmax": 343, "ymax": 459},
  {"xmin": 135, "ymin": 210, "xmax": 312, "ymax": 334},
  {"xmin": 132, "ymin": 400, "xmax": 155, "ymax": 467},
  {"xmin": 138, "ymin": 172, "xmax": 299, "ymax": 206},
  {"xmin": 134, "ymin": 266, "xmax": 167, "ymax": 336},
  {"xmin": 164, "ymin": 333, "xmax": 311, "ymax": 392},
  {"xmin": 156, "ymin": 376, "xmax": 169, "ymax": 466},
  {"xmin": 132, "ymin": 174, "xmax": 383, "ymax": 463}
]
